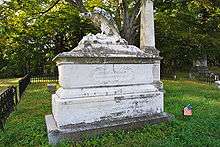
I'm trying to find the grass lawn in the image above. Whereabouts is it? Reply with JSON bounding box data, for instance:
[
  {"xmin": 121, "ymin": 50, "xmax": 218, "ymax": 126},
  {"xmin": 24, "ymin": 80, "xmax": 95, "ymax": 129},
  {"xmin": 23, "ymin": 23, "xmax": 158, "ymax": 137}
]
[
  {"xmin": 0, "ymin": 80, "xmax": 220, "ymax": 146},
  {"xmin": 0, "ymin": 78, "xmax": 20, "ymax": 93}
]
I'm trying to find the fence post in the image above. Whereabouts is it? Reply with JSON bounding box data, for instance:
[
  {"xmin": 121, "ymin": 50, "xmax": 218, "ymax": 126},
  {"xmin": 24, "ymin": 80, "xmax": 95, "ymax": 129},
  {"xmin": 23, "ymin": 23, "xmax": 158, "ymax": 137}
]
[
  {"xmin": 13, "ymin": 86, "xmax": 18, "ymax": 105},
  {"xmin": 18, "ymin": 74, "xmax": 31, "ymax": 99}
]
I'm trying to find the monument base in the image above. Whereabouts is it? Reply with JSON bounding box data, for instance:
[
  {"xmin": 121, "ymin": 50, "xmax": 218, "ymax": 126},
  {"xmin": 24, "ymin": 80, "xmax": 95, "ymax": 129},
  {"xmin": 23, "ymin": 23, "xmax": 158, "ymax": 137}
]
[{"xmin": 45, "ymin": 113, "xmax": 172, "ymax": 144}]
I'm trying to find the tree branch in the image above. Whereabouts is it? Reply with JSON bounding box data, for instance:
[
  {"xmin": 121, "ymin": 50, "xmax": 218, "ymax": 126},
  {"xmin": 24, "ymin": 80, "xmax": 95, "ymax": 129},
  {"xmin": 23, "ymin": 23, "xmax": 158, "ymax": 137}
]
[
  {"xmin": 130, "ymin": 0, "xmax": 141, "ymax": 28},
  {"xmin": 39, "ymin": 0, "xmax": 61, "ymax": 15},
  {"xmin": 119, "ymin": 0, "xmax": 131, "ymax": 37},
  {"xmin": 121, "ymin": 0, "xmax": 129, "ymax": 26}
]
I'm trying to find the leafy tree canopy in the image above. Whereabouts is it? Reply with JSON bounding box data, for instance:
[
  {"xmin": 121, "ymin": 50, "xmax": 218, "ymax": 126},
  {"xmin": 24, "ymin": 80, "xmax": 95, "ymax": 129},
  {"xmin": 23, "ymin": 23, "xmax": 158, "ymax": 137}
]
[{"xmin": 0, "ymin": 0, "xmax": 220, "ymax": 77}]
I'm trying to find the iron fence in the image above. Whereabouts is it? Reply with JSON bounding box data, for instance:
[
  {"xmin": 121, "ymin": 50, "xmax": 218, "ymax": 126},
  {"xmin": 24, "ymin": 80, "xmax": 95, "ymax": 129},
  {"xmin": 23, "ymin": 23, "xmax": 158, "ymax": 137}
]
[
  {"xmin": 19, "ymin": 74, "xmax": 31, "ymax": 98},
  {"xmin": 31, "ymin": 73, "xmax": 58, "ymax": 83},
  {"xmin": 161, "ymin": 71, "xmax": 218, "ymax": 84},
  {"xmin": 190, "ymin": 72, "xmax": 219, "ymax": 84},
  {"xmin": 0, "ymin": 86, "xmax": 18, "ymax": 130}
]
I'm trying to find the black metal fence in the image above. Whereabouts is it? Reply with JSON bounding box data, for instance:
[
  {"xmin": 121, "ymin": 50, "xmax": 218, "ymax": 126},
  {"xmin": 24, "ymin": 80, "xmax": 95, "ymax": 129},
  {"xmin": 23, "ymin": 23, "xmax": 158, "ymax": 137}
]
[
  {"xmin": 190, "ymin": 72, "xmax": 219, "ymax": 84},
  {"xmin": 31, "ymin": 73, "xmax": 58, "ymax": 83},
  {"xmin": 19, "ymin": 74, "xmax": 31, "ymax": 98},
  {"xmin": 161, "ymin": 70, "xmax": 219, "ymax": 84},
  {"xmin": 0, "ymin": 86, "xmax": 18, "ymax": 130},
  {"xmin": 0, "ymin": 74, "xmax": 31, "ymax": 130}
]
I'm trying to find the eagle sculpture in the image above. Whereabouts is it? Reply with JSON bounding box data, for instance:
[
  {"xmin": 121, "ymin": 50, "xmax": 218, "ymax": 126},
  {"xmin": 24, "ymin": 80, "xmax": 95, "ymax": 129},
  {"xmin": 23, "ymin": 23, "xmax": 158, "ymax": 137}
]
[{"xmin": 81, "ymin": 7, "xmax": 121, "ymax": 38}]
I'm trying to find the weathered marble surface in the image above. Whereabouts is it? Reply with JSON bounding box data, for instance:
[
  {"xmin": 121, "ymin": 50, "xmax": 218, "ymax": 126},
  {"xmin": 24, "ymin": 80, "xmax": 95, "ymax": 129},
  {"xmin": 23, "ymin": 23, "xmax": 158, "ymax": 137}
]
[
  {"xmin": 46, "ymin": 112, "xmax": 172, "ymax": 144},
  {"xmin": 46, "ymin": 4, "xmax": 168, "ymax": 144},
  {"xmin": 50, "ymin": 5, "xmax": 164, "ymax": 130},
  {"xmin": 140, "ymin": 0, "xmax": 155, "ymax": 49},
  {"xmin": 53, "ymin": 62, "xmax": 163, "ymax": 127},
  {"xmin": 81, "ymin": 8, "xmax": 120, "ymax": 38},
  {"xmin": 53, "ymin": 91, "xmax": 163, "ymax": 127},
  {"xmin": 58, "ymin": 64, "xmax": 153, "ymax": 89},
  {"xmin": 54, "ymin": 33, "xmax": 160, "ymax": 60}
]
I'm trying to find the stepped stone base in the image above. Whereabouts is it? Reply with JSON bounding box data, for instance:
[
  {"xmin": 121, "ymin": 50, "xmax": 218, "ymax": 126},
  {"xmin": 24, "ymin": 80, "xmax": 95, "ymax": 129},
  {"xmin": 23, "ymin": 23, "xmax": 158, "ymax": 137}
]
[{"xmin": 45, "ymin": 113, "xmax": 172, "ymax": 144}]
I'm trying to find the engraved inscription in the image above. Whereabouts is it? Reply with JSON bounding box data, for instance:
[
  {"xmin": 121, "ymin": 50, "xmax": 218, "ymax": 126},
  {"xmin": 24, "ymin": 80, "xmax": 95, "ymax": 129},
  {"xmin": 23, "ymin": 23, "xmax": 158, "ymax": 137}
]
[{"xmin": 92, "ymin": 65, "xmax": 134, "ymax": 85}]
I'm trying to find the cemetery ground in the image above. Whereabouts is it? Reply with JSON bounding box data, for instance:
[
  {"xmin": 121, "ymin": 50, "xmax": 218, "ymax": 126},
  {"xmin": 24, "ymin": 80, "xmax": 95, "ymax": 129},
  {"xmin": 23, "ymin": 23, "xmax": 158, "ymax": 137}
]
[{"xmin": 0, "ymin": 79, "xmax": 219, "ymax": 146}]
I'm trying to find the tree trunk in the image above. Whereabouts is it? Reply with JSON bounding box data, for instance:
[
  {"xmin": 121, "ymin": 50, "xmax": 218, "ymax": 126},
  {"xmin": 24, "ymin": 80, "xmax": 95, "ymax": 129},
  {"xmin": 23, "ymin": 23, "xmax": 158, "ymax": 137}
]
[
  {"xmin": 122, "ymin": 27, "xmax": 137, "ymax": 45},
  {"xmin": 119, "ymin": 0, "xmax": 140, "ymax": 45}
]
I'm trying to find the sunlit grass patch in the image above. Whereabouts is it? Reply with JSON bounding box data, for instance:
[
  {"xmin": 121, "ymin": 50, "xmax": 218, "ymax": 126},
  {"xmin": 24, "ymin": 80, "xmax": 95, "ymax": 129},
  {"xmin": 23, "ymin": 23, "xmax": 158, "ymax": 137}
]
[
  {"xmin": 0, "ymin": 78, "xmax": 20, "ymax": 92},
  {"xmin": 0, "ymin": 78, "xmax": 20, "ymax": 85}
]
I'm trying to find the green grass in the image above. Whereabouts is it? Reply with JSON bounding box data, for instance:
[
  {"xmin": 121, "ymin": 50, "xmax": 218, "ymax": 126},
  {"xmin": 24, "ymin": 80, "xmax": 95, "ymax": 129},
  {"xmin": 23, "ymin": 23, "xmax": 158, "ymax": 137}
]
[
  {"xmin": 0, "ymin": 80, "xmax": 220, "ymax": 146},
  {"xmin": 0, "ymin": 78, "xmax": 20, "ymax": 93}
]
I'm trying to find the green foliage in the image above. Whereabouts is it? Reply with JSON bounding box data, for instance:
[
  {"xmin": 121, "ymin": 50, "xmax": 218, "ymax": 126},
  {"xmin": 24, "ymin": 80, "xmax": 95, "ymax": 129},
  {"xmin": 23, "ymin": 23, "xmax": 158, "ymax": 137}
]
[
  {"xmin": 0, "ymin": 80, "xmax": 219, "ymax": 146},
  {"xmin": 0, "ymin": 0, "xmax": 220, "ymax": 76},
  {"xmin": 0, "ymin": 0, "xmax": 96, "ymax": 77},
  {"xmin": 85, "ymin": 0, "xmax": 104, "ymax": 11},
  {"xmin": 154, "ymin": 0, "xmax": 220, "ymax": 71}
]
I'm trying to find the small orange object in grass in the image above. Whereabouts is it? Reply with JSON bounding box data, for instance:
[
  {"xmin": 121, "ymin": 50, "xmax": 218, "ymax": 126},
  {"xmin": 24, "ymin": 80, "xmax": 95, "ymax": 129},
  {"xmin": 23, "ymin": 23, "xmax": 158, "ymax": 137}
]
[{"xmin": 183, "ymin": 104, "xmax": 192, "ymax": 116}]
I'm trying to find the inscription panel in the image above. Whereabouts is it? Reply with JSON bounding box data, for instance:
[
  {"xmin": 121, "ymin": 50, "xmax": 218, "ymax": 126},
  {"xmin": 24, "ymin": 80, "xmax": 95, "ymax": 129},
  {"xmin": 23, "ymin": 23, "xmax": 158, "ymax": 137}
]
[
  {"xmin": 59, "ymin": 64, "xmax": 153, "ymax": 88},
  {"xmin": 92, "ymin": 65, "xmax": 134, "ymax": 84}
]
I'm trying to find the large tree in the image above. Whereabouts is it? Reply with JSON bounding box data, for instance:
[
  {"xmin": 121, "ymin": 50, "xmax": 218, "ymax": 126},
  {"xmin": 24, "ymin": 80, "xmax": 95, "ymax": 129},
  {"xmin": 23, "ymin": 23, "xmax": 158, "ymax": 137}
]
[
  {"xmin": 59, "ymin": 0, "xmax": 220, "ymax": 70},
  {"xmin": 0, "ymin": 0, "xmax": 219, "ymax": 77},
  {"xmin": 155, "ymin": 0, "xmax": 220, "ymax": 71},
  {"xmin": 0, "ymin": 0, "xmax": 96, "ymax": 77},
  {"xmin": 40, "ymin": 0, "xmax": 142, "ymax": 45}
]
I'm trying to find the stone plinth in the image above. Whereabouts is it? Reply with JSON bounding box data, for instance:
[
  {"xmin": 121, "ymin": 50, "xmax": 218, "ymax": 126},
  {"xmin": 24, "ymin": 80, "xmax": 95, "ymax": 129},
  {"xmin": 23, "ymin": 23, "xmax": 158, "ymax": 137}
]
[{"xmin": 46, "ymin": 112, "xmax": 172, "ymax": 144}]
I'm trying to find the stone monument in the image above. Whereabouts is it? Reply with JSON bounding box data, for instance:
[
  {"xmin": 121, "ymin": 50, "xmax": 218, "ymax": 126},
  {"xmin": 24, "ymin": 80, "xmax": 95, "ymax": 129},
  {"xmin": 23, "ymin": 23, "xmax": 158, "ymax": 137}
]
[
  {"xmin": 45, "ymin": 3, "xmax": 171, "ymax": 144},
  {"xmin": 192, "ymin": 55, "xmax": 210, "ymax": 74},
  {"xmin": 191, "ymin": 55, "xmax": 219, "ymax": 81}
]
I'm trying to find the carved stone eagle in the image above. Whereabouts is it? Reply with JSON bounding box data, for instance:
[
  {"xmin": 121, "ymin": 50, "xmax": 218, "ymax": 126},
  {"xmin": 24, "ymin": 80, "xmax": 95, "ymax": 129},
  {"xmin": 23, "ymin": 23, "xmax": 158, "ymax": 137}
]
[{"xmin": 81, "ymin": 7, "xmax": 121, "ymax": 38}]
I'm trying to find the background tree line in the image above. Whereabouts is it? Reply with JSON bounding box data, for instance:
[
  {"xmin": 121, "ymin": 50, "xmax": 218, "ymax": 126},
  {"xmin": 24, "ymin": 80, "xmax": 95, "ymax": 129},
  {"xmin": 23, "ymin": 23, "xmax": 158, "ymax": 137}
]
[{"xmin": 0, "ymin": 0, "xmax": 220, "ymax": 77}]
